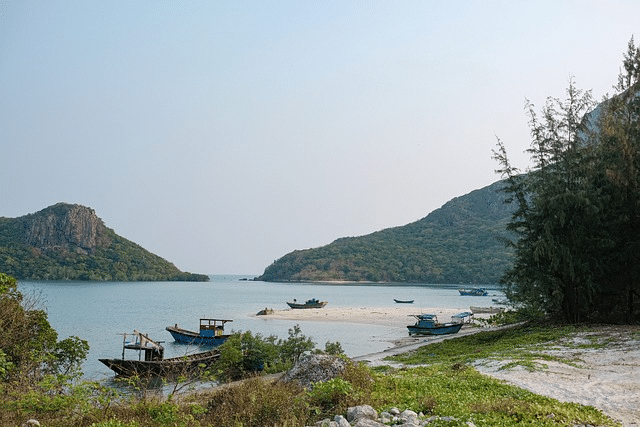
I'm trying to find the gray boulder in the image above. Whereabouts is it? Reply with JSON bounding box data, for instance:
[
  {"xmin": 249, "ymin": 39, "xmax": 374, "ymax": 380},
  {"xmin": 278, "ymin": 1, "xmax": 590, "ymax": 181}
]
[
  {"xmin": 347, "ymin": 405, "xmax": 378, "ymax": 422},
  {"xmin": 281, "ymin": 353, "xmax": 348, "ymax": 390}
]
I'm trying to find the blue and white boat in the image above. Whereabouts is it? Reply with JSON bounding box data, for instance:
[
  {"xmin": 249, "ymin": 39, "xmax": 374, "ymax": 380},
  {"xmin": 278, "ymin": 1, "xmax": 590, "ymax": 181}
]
[
  {"xmin": 407, "ymin": 314, "xmax": 464, "ymax": 336},
  {"xmin": 166, "ymin": 318, "xmax": 233, "ymax": 346}
]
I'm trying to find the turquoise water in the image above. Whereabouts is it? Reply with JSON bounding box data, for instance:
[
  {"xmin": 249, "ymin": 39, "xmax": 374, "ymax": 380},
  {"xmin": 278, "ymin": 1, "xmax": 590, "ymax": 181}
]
[{"xmin": 17, "ymin": 276, "xmax": 502, "ymax": 381}]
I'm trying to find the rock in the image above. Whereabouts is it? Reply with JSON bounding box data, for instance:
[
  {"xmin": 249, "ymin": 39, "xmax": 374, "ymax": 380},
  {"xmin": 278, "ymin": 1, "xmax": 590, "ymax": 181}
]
[
  {"xmin": 353, "ymin": 419, "xmax": 386, "ymax": 427},
  {"xmin": 22, "ymin": 203, "xmax": 111, "ymax": 253},
  {"xmin": 256, "ymin": 307, "xmax": 274, "ymax": 315},
  {"xmin": 347, "ymin": 405, "xmax": 378, "ymax": 422},
  {"xmin": 280, "ymin": 354, "xmax": 348, "ymax": 390},
  {"xmin": 398, "ymin": 409, "xmax": 419, "ymax": 426},
  {"xmin": 334, "ymin": 415, "xmax": 350, "ymax": 427},
  {"xmin": 313, "ymin": 420, "xmax": 336, "ymax": 427},
  {"xmin": 23, "ymin": 420, "xmax": 40, "ymax": 427}
]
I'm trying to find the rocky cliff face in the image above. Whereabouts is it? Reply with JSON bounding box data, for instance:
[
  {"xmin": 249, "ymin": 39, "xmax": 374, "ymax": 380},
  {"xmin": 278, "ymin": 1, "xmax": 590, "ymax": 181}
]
[{"xmin": 21, "ymin": 203, "xmax": 111, "ymax": 254}]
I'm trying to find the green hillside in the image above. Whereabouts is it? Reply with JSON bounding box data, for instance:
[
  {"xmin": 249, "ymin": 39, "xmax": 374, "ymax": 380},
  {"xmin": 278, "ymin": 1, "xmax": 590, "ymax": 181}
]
[
  {"xmin": 258, "ymin": 180, "xmax": 514, "ymax": 284},
  {"xmin": 0, "ymin": 203, "xmax": 208, "ymax": 282}
]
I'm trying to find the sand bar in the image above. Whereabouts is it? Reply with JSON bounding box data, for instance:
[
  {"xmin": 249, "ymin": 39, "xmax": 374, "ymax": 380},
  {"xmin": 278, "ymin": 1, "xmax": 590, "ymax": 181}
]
[{"xmin": 255, "ymin": 305, "xmax": 482, "ymax": 327}]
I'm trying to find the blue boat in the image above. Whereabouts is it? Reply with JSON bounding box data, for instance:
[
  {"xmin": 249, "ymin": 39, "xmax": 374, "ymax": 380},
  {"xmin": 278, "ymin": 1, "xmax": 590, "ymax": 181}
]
[
  {"xmin": 458, "ymin": 288, "xmax": 488, "ymax": 296},
  {"xmin": 166, "ymin": 318, "xmax": 233, "ymax": 346},
  {"xmin": 407, "ymin": 314, "xmax": 464, "ymax": 336}
]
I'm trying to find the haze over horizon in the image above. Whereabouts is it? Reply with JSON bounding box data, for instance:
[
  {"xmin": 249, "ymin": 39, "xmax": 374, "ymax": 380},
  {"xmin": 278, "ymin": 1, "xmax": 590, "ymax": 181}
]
[{"xmin": 1, "ymin": 1, "xmax": 639, "ymax": 275}]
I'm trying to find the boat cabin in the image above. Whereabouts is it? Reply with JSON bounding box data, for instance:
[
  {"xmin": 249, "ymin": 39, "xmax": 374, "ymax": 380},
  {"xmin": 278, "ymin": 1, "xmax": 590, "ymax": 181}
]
[
  {"xmin": 199, "ymin": 318, "xmax": 233, "ymax": 338},
  {"xmin": 121, "ymin": 330, "xmax": 165, "ymax": 361}
]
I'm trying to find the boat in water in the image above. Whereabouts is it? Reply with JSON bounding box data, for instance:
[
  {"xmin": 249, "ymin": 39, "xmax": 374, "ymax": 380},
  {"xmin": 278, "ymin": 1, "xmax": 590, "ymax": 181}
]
[
  {"xmin": 458, "ymin": 288, "xmax": 488, "ymax": 296},
  {"xmin": 286, "ymin": 298, "xmax": 328, "ymax": 309},
  {"xmin": 99, "ymin": 330, "xmax": 220, "ymax": 377},
  {"xmin": 393, "ymin": 299, "xmax": 414, "ymax": 304},
  {"xmin": 166, "ymin": 318, "xmax": 233, "ymax": 346},
  {"xmin": 407, "ymin": 314, "xmax": 464, "ymax": 336}
]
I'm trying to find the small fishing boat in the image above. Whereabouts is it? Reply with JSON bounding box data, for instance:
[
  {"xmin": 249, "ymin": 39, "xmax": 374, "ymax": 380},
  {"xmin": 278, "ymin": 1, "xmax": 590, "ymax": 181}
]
[
  {"xmin": 407, "ymin": 314, "xmax": 464, "ymax": 336},
  {"xmin": 166, "ymin": 318, "xmax": 233, "ymax": 346},
  {"xmin": 451, "ymin": 311, "xmax": 474, "ymax": 323},
  {"xmin": 99, "ymin": 330, "xmax": 220, "ymax": 377},
  {"xmin": 393, "ymin": 299, "xmax": 414, "ymax": 304},
  {"xmin": 458, "ymin": 288, "xmax": 488, "ymax": 296},
  {"xmin": 286, "ymin": 298, "xmax": 328, "ymax": 309}
]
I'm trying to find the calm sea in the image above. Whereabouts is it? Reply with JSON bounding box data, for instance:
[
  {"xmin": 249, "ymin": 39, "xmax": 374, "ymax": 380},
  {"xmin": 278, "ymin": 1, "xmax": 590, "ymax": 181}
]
[{"xmin": 17, "ymin": 275, "xmax": 503, "ymax": 381}]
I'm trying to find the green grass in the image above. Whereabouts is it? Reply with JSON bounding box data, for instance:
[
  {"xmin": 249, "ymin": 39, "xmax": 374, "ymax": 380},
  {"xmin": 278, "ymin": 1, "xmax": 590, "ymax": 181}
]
[
  {"xmin": 387, "ymin": 322, "xmax": 593, "ymax": 371},
  {"xmin": 369, "ymin": 365, "xmax": 613, "ymax": 426}
]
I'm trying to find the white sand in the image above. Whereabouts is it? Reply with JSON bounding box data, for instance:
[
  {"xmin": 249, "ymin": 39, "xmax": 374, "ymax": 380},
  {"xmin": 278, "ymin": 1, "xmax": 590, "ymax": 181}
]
[
  {"xmin": 257, "ymin": 306, "xmax": 479, "ymax": 327},
  {"xmin": 258, "ymin": 308, "xmax": 640, "ymax": 426}
]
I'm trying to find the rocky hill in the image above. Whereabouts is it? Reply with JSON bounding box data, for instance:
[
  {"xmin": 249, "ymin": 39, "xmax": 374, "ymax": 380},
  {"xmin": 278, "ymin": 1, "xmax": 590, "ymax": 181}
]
[
  {"xmin": 258, "ymin": 180, "xmax": 514, "ymax": 284},
  {"xmin": 0, "ymin": 203, "xmax": 208, "ymax": 281}
]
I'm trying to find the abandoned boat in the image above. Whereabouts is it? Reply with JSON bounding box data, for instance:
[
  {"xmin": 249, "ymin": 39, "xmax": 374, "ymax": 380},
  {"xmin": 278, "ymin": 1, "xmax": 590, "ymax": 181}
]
[
  {"xmin": 166, "ymin": 318, "xmax": 233, "ymax": 346},
  {"xmin": 407, "ymin": 314, "xmax": 464, "ymax": 336},
  {"xmin": 99, "ymin": 330, "xmax": 220, "ymax": 377},
  {"xmin": 286, "ymin": 298, "xmax": 328, "ymax": 309}
]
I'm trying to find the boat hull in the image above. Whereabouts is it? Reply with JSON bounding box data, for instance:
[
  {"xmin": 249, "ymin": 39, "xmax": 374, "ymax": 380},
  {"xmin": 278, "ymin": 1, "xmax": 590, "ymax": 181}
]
[
  {"xmin": 166, "ymin": 326, "xmax": 230, "ymax": 346},
  {"xmin": 407, "ymin": 323, "xmax": 463, "ymax": 336},
  {"xmin": 394, "ymin": 299, "xmax": 414, "ymax": 304},
  {"xmin": 458, "ymin": 289, "xmax": 488, "ymax": 296},
  {"xmin": 99, "ymin": 349, "xmax": 220, "ymax": 377},
  {"xmin": 286, "ymin": 301, "xmax": 327, "ymax": 309}
]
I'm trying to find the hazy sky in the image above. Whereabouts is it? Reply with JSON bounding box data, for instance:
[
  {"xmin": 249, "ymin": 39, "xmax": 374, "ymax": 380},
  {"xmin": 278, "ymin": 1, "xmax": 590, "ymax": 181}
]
[{"xmin": 1, "ymin": 1, "xmax": 638, "ymax": 275}]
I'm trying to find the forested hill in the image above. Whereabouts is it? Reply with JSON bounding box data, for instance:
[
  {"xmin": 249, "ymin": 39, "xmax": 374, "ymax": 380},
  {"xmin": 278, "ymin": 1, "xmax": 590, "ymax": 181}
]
[
  {"xmin": 258, "ymin": 180, "xmax": 514, "ymax": 284},
  {"xmin": 0, "ymin": 203, "xmax": 208, "ymax": 281}
]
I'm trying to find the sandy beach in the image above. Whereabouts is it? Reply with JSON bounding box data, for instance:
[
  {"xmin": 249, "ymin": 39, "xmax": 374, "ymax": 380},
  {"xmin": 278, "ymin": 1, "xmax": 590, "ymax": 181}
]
[{"xmin": 260, "ymin": 307, "xmax": 640, "ymax": 426}]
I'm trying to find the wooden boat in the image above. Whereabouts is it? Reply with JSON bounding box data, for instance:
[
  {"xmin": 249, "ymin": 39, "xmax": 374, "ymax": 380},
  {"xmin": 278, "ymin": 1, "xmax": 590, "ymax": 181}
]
[
  {"xmin": 286, "ymin": 298, "xmax": 328, "ymax": 309},
  {"xmin": 394, "ymin": 299, "xmax": 414, "ymax": 304},
  {"xmin": 99, "ymin": 330, "xmax": 220, "ymax": 377},
  {"xmin": 470, "ymin": 306, "xmax": 505, "ymax": 314},
  {"xmin": 407, "ymin": 314, "xmax": 464, "ymax": 336},
  {"xmin": 166, "ymin": 318, "xmax": 233, "ymax": 346},
  {"xmin": 458, "ymin": 288, "xmax": 488, "ymax": 296}
]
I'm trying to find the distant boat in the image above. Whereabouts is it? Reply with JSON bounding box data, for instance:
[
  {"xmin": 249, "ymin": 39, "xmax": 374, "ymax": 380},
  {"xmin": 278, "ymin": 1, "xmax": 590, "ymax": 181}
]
[
  {"xmin": 99, "ymin": 330, "xmax": 220, "ymax": 377},
  {"xmin": 458, "ymin": 288, "xmax": 488, "ymax": 296},
  {"xmin": 286, "ymin": 298, "xmax": 328, "ymax": 309},
  {"xmin": 407, "ymin": 313, "xmax": 464, "ymax": 336},
  {"xmin": 166, "ymin": 318, "xmax": 233, "ymax": 346},
  {"xmin": 394, "ymin": 299, "xmax": 414, "ymax": 304}
]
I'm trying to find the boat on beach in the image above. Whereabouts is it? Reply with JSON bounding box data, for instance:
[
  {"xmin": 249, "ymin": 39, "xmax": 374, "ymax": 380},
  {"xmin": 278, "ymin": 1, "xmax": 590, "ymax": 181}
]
[
  {"xmin": 407, "ymin": 313, "xmax": 464, "ymax": 336},
  {"xmin": 458, "ymin": 288, "xmax": 488, "ymax": 296},
  {"xmin": 166, "ymin": 318, "xmax": 233, "ymax": 346},
  {"xmin": 393, "ymin": 299, "xmax": 414, "ymax": 304},
  {"xmin": 99, "ymin": 330, "xmax": 220, "ymax": 377},
  {"xmin": 286, "ymin": 298, "xmax": 328, "ymax": 309}
]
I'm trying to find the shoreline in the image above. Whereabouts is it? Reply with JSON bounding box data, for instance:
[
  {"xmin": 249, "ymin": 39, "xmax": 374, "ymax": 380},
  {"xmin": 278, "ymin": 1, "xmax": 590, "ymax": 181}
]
[{"xmin": 255, "ymin": 306, "xmax": 640, "ymax": 426}]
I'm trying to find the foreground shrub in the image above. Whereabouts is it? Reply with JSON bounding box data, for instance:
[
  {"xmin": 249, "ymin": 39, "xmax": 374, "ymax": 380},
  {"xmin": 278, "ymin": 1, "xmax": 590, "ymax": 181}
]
[{"xmin": 204, "ymin": 377, "xmax": 309, "ymax": 427}]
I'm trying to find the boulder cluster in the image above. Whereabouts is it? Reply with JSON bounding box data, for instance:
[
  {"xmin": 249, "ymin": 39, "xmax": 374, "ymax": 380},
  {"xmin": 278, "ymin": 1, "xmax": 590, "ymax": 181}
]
[{"xmin": 309, "ymin": 405, "xmax": 472, "ymax": 427}]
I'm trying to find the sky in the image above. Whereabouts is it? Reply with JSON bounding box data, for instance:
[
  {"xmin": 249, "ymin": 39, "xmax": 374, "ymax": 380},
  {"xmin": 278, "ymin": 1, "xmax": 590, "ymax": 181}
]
[{"xmin": 1, "ymin": 1, "xmax": 638, "ymax": 275}]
